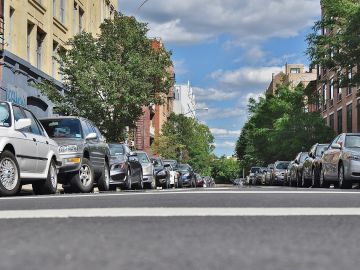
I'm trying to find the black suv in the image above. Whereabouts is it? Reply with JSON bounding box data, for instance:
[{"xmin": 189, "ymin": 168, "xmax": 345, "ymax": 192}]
[{"xmin": 40, "ymin": 117, "xmax": 111, "ymax": 193}]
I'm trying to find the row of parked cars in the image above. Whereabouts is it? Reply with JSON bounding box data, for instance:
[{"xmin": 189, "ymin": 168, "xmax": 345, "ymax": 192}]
[
  {"xmin": 247, "ymin": 133, "xmax": 360, "ymax": 189},
  {"xmin": 0, "ymin": 101, "xmax": 212, "ymax": 196}
]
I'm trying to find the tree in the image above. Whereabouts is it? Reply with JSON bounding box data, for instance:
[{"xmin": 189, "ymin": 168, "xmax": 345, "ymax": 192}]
[
  {"xmin": 236, "ymin": 84, "xmax": 335, "ymax": 171},
  {"xmin": 211, "ymin": 156, "xmax": 240, "ymax": 184},
  {"xmin": 307, "ymin": 0, "xmax": 360, "ymax": 86},
  {"xmin": 153, "ymin": 113, "xmax": 215, "ymax": 175},
  {"xmin": 36, "ymin": 14, "xmax": 173, "ymax": 142}
]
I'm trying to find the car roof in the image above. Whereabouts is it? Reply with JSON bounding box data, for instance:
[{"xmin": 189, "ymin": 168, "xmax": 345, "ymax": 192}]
[{"xmin": 39, "ymin": 116, "xmax": 86, "ymax": 121}]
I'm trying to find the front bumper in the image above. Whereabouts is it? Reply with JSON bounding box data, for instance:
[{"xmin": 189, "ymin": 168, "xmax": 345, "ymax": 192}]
[
  {"xmin": 345, "ymin": 159, "xmax": 360, "ymax": 181},
  {"xmin": 143, "ymin": 174, "xmax": 154, "ymax": 183},
  {"xmin": 58, "ymin": 154, "xmax": 82, "ymax": 174}
]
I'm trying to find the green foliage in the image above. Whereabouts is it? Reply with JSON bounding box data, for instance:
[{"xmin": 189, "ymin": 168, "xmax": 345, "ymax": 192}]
[
  {"xmin": 211, "ymin": 156, "xmax": 240, "ymax": 184},
  {"xmin": 307, "ymin": 0, "xmax": 360, "ymax": 86},
  {"xmin": 236, "ymin": 85, "xmax": 335, "ymax": 171},
  {"xmin": 153, "ymin": 113, "xmax": 215, "ymax": 175},
  {"xmin": 36, "ymin": 14, "xmax": 173, "ymax": 142}
]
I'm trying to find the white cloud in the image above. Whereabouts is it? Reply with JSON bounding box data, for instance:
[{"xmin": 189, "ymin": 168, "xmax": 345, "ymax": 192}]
[
  {"xmin": 173, "ymin": 59, "xmax": 188, "ymax": 75},
  {"xmin": 193, "ymin": 87, "xmax": 238, "ymax": 102},
  {"xmin": 214, "ymin": 141, "xmax": 236, "ymax": 149},
  {"xmin": 121, "ymin": 0, "xmax": 320, "ymax": 44},
  {"xmin": 210, "ymin": 128, "xmax": 241, "ymax": 137},
  {"xmin": 197, "ymin": 107, "xmax": 247, "ymax": 121}
]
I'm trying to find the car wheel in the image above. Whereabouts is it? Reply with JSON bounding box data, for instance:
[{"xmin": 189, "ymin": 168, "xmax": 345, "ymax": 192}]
[
  {"xmin": 151, "ymin": 176, "xmax": 157, "ymax": 190},
  {"xmin": 319, "ymin": 167, "xmax": 330, "ymax": 188},
  {"xmin": 125, "ymin": 170, "xmax": 132, "ymax": 190},
  {"xmin": 0, "ymin": 150, "xmax": 21, "ymax": 196},
  {"xmin": 301, "ymin": 171, "xmax": 309, "ymax": 188},
  {"xmin": 339, "ymin": 164, "xmax": 352, "ymax": 189},
  {"xmin": 137, "ymin": 173, "xmax": 144, "ymax": 190},
  {"xmin": 70, "ymin": 158, "xmax": 95, "ymax": 193},
  {"xmin": 98, "ymin": 162, "xmax": 110, "ymax": 192},
  {"xmin": 312, "ymin": 168, "xmax": 319, "ymax": 188},
  {"xmin": 33, "ymin": 160, "xmax": 58, "ymax": 195}
]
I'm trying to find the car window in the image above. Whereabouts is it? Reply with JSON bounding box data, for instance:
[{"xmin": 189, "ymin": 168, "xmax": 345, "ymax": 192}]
[
  {"xmin": 41, "ymin": 118, "xmax": 83, "ymax": 139},
  {"xmin": 109, "ymin": 144, "xmax": 125, "ymax": 155},
  {"xmin": 316, "ymin": 145, "xmax": 328, "ymax": 157},
  {"xmin": 23, "ymin": 110, "xmax": 41, "ymax": 135},
  {"xmin": 137, "ymin": 153, "xmax": 150, "ymax": 164},
  {"xmin": 0, "ymin": 102, "xmax": 11, "ymax": 127},
  {"xmin": 330, "ymin": 135, "xmax": 340, "ymax": 147},
  {"xmin": 152, "ymin": 158, "xmax": 163, "ymax": 168},
  {"xmin": 345, "ymin": 135, "xmax": 360, "ymax": 148},
  {"xmin": 300, "ymin": 153, "xmax": 308, "ymax": 163},
  {"xmin": 275, "ymin": 162, "xmax": 290, "ymax": 169},
  {"xmin": 250, "ymin": 167, "xmax": 260, "ymax": 173},
  {"xmin": 13, "ymin": 106, "xmax": 30, "ymax": 133}
]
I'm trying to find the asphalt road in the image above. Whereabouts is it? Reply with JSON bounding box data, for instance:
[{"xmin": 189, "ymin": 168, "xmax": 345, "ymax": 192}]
[{"xmin": 1, "ymin": 186, "xmax": 360, "ymax": 270}]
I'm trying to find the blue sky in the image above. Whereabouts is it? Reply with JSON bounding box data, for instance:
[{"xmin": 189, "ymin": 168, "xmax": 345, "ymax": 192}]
[{"xmin": 120, "ymin": 0, "xmax": 321, "ymax": 157}]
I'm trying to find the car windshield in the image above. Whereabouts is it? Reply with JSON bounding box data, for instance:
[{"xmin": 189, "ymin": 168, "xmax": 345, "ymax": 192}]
[
  {"xmin": 251, "ymin": 167, "xmax": 260, "ymax": 173},
  {"xmin": 276, "ymin": 162, "xmax": 290, "ymax": 169},
  {"xmin": 178, "ymin": 165, "xmax": 190, "ymax": 172},
  {"xmin": 137, "ymin": 153, "xmax": 150, "ymax": 164},
  {"xmin": 0, "ymin": 103, "xmax": 11, "ymax": 127},
  {"xmin": 109, "ymin": 144, "xmax": 125, "ymax": 156},
  {"xmin": 345, "ymin": 135, "xmax": 360, "ymax": 148},
  {"xmin": 164, "ymin": 160, "xmax": 177, "ymax": 168},
  {"xmin": 316, "ymin": 145, "xmax": 328, "ymax": 157},
  {"xmin": 41, "ymin": 119, "xmax": 83, "ymax": 139},
  {"xmin": 152, "ymin": 158, "xmax": 163, "ymax": 168},
  {"xmin": 300, "ymin": 153, "xmax": 308, "ymax": 162}
]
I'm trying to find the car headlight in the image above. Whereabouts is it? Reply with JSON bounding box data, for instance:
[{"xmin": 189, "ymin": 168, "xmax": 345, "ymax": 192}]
[
  {"xmin": 58, "ymin": 145, "xmax": 78, "ymax": 154},
  {"xmin": 349, "ymin": 154, "xmax": 360, "ymax": 161},
  {"xmin": 275, "ymin": 172, "xmax": 281, "ymax": 176},
  {"xmin": 182, "ymin": 173, "xmax": 190, "ymax": 177}
]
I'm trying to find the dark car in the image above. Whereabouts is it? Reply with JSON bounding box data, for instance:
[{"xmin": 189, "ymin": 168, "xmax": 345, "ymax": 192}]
[
  {"xmin": 265, "ymin": 164, "xmax": 274, "ymax": 185},
  {"xmin": 249, "ymin": 167, "xmax": 261, "ymax": 185},
  {"xmin": 293, "ymin": 152, "xmax": 309, "ymax": 187},
  {"xmin": 302, "ymin": 144, "xmax": 329, "ymax": 188},
  {"xmin": 195, "ymin": 173, "xmax": 204, "ymax": 187},
  {"xmin": 151, "ymin": 157, "xmax": 170, "ymax": 189},
  {"xmin": 40, "ymin": 117, "xmax": 111, "ymax": 193},
  {"xmin": 108, "ymin": 143, "xmax": 143, "ymax": 190},
  {"xmin": 177, "ymin": 164, "xmax": 196, "ymax": 187}
]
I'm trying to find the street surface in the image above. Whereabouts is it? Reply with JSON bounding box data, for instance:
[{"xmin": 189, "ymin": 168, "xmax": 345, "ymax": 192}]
[{"xmin": 1, "ymin": 186, "xmax": 360, "ymax": 270}]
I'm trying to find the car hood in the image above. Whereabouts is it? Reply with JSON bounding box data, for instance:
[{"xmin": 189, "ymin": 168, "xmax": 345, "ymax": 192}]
[
  {"xmin": 141, "ymin": 163, "xmax": 153, "ymax": 174},
  {"xmin": 51, "ymin": 138, "xmax": 84, "ymax": 146}
]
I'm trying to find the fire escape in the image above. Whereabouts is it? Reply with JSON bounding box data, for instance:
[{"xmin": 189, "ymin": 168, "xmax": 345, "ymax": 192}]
[{"xmin": 0, "ymin": 2, "xmax": 4, "ymax": 54}]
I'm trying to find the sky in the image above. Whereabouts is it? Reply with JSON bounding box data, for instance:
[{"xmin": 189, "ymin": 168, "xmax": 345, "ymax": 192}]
[{"xmin": 119, "ymin": 0, "xmax": 321, "ymax": 157}]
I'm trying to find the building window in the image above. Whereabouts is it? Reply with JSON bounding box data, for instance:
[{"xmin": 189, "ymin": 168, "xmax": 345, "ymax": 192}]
[
  {"xmin": 337, "ymin": 80, "xmax": 342, "ymax": 101},
  {"xmin": 79, "ymin": 7, "xmax": 84, "ymax": 32},
  {"xmin": 347, "ymin": 68, "xmax": 353, "ymax": 96},
  {"xmin": 53, "ymin": 0, "xmax": 57, "ymax": 17},
  {"xmin": 52, "ymin": 41, "xmax": 58, "ymax": 78},
  {"xmin": 27, "ymin": 23, "xmax": 34, "ymax": 62},
  {"xmin": 60, "ymin": 0, "xmax": 65, "ymax": 24},
  {"xmin": 330, "ymin": 79, "xmax": 334, "ymax": 107},
  {"xmin": 347, "ymin": 103, "xmax": 353, "ymax": 132},
  {"xmin": 290, "ymin": 68, "xmax": 300, "ymax": 74},
  {"xmin": 36, "ymin": 29, "xmax": 45, "ymax": 70},
  {"xmin": 330, "ymin": 114, "xmax": 335, "ymax": 130},
  {"xmin": 73, "ymin": 2, "xmax": 78, "ymax": 34},
  {"xmin": 322, "ymin": 83, "xmax": 327, "ymax": 110},
  {"xmin": 337, "ymin": 109, "xmax": 343, "ymax": 134},
  {"xmin": 8, "ymin": 7, "xmax": 15, "ymax": 50}
]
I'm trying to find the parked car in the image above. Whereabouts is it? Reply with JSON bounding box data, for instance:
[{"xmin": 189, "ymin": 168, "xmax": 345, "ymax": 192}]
[
  {"xmin": 283, "ymin": 162, "xmax": 293, "ymax": 186},
  {"xmin": 195, "ymin": 173, "xmax": 204, "ymax": 187},
  {"xmin": 265, "ymin": 164, "xmax": 274, "ymax": 185},
  {"xmin": 294, "ymin": 152, "xmax": 309, "ymax": 187},
  {"xmin": 165, "ymin": 163, "xmax": 179, "ymax": 188},
  {"xmin": 163, "ymin": 159, "xmax": 178, "ymax": 169},
  {"xmin": 286, "ymin": 161, "xmax": 297, "ymax": 186},
  {"xmin": 320, "ymin": 133, "xmax": 360, "ymax": 189},
  {"xmin": 151, "ymin": 157, "xmax": 170, "ymax": 189},
  {"xmin": 40, "ymin": 116, "xmax": 111, "ymax": 193},
  {"xmin": 0, "ymin": 101, "xmax": 62, "ymax": 196},
  {"xmin": 136, "ymin": 151, "xmax": 156, "ymax": 189},
  {"xmin": 177, "ymin": 164, "xmax": 196, "ymax": 187},
  {"xmin": 302, "ymin": 143, "xmax": 329, "ymax": 188},
  {"xmin": 249, "ymin": 167, "xmax": 261, "ymax": 185},
  {"xmin": 271, "ymin": 161, "xmax": 290, "ymax": 185},
  {"xmin": 256, "ymin": 167, "xmax": 267, "ymax": 185},
  {"xmin": 108, "ymin": 143, "xmax": 143, "ymax": 190}
]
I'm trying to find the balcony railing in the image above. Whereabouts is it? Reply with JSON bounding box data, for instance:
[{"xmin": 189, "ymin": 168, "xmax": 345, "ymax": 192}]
[{"xmin": 0, "ymin": 16, "xmax": 4, "ymax": 52}]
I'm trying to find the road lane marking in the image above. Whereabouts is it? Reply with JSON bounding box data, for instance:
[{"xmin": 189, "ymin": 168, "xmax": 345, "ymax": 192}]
[
  {"xmin": 2, "ymin": 208, "xmax": 360, "ymax": 219},
  {"xmin": 1, "ymin": 190, "xmax": 360, "ymax": 201}
]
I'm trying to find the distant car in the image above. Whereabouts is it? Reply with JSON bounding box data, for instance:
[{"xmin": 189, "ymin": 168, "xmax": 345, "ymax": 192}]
[
  {"xmin": 271, "ymin": 161, "xmax": 290, "ymax": 185},
  {"xmin": 256, "ymin": 167, "xmax": 267, "ymax": 185},
  {"xmin": 320, "ymin": 133, "xmax": 360, "ymax": 189},
  {"xmin": 265, "ymin": 164, "xmax": 274, "ymax": 185},
  {"xmin": 135, "ymin": 151, "xmax": 156, "ymax": 189},
  {"xmin": 163, "ymin": 159, "xmax": 178, "ymax": 169},
  {"xmin": 283, "ymin": 162, "xmax": 292, "ymax": 186},
  {"xmin": 177, "ymin": 164, "xmax": 196, "ymax": 188},
  {"xmin": 151, "ymin": 157, "xmax": 170, "ymax": 189},
  {"xmin": 40, "ymin": 116, "xmax": 111, "ymax": 193},
  {"xmin": 108, "ymin": 144, "xmax": 143, "ymax": 190},
  {"xmin": 294, "ymin": 152, "xmax": 309, "ymax": 187},
  {"xmin": 163, "ymin": 161, "xmax": 179, "ymax": 188},
  {"xmin": 0, "ymin": 101, "xmax": 61, "ymax": 196},
  {"xmin": 287, "ymin": 152, "xmax": 308, "ymax": 187},
  {"xmin": 195, "ymin": 173, "xmax": 204, "ymax": 187},
  {"xmin": 286, "ymin": 161, "xmax": 296, "ymax": 186},
  {"xmin": 302, "ymin": 143, "xmax": 329, "ymax": 188},
  {"xmin": 249, "ymin": 167, "xmax": 261, "ymax": 185}
]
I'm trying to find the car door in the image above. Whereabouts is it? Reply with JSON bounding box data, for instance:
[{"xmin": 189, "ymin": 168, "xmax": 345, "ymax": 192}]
[
  {"xmin": 12, "ymin": 105, "xmax": 38, "ymax": 173},
  {"xmin": 23, "ymin": 109, "xmax": 50, "ymax": 174},
  {"xmin": 83, "ymin": 121, "xmax": 102, "ymax": 171},
  {"xmin": 323, "ymin": 135, "xmax": 340, "ymax": 179},
  {"xmin": 330, "ymin": 134, "xmax": 345, "ymax": 179}
]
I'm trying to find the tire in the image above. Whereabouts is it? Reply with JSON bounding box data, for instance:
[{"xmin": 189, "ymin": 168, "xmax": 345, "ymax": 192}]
[
  {"xmin": 319, "ymin": 167, "xmax": 330, "ymax": 188},
  {"xmin": 98, "ymin": 162, "xmax": 110, "ymax": 192},
  {"xmin": 0, "ymin": 150, "xmax": 21, "ymax": 196},
  {"xmin": 70, "ymin": 158, "xmax": 95, "ymax": 193},
  {"xmin": 137, "ymin": 173, "xmax": 144, "ymax": 190},
  {"xmin": 312, "ymin": 168, "xmax": 320, "ymax": 188},
  {"xmin": 151, "ymin": 176, "xmax": 157, "ymax": 189},
  {"xmin": 125, "ymin": 170, "xmax": 132, "ymax": 190},
  {"xmin": 301, "ymin": 171, "xmax": 309, "ymax": 188},
  {"xmin": 33, "ymin": 160, "xmax": 58, "ymax": 195},
  {"xmin": 339, "ymin": 164, "xmax": 352, "ymax": 189}
]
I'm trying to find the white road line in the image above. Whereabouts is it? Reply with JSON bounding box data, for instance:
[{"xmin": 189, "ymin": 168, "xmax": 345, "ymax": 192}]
[
  {"xmin": 1, "ymin": 208, "xmax": 360, "ymax": 219},
  {"xmin": 1, "ymin": 190, "xmax": 360, "ymax": 201}
]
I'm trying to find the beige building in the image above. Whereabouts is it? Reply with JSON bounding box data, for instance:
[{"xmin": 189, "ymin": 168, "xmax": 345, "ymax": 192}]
[
  {"xmin": 0, "ymin": 0, "xmax": 117, "ymax": 116},
  {"xmin": 267, "ymin": 64, "xmax": 317, "ymax": 96}
]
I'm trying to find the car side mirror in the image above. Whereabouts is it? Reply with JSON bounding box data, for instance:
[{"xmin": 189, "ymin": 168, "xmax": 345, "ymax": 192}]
[
  {"xmin": 332, "ymin": 143, "xmax": 341, "ymax": 150},
  {"xmin": 86, "ymin": 132, "xmax": 97, "ymax": 140},
  {"xmin": 15, "ymin": 119, "xmax": 31, "ymax": 130}
]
